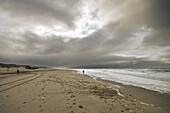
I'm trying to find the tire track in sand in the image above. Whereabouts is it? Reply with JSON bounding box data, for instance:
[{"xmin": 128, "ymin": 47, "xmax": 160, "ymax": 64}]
[{"xmin": 0, "ymin": 73, "xmax": 43, "ymax": 93}]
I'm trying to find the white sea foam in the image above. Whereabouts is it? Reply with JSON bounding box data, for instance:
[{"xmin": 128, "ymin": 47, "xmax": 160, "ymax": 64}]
[{"xmin": 73, "ymin": 68, "xmax": 170, "ymax": 94}]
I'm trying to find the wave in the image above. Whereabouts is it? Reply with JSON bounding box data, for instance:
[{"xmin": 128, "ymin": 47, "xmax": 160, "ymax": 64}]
[{"xmin": 72, "ymin": 68, "xmax": 170, "ymax": 94}]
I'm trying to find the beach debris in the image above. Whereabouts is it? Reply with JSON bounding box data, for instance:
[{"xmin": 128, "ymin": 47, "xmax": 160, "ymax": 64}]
[
  {"xmin": 158, "ymin": 107, "xmax": 162, "ymax": 109},
  {"xmin": 151, "ymin": 104, "xmax": 155, "ymax": 106},
  {"xmin": 93, "ymin": 77, "xmax": 97, "ymax": 80},
  {"xmin": 41, "ymin": 96, "xmax": 45, "ymax": 100},
  {"xmin": 90, "ymin": 86, "xmax": 117, "ymax": 98},
  {"xmin": 140, "ymin": 102, "xmax": 156, "ymax": 107},
  {"xmin": 107, "ymin": 86, "xmax": 112, "ymax": 89},
  {"xmin": 116, "ymin": 89, "xmax": 125, "ymax": 97},
  {"xmin": 133, "ymin": 98, "xmax": 136, "ymax": 101},
  {"xmin": 129, "ymin": 110, "xmax": 132, "ymax": 112},
  {"xmin": 140, "ymin": 102, "xmax": 150, "ymax": 106},
  {"xmin": 114, "ymin": 85, "xmax": 121, "ymax": 88}
]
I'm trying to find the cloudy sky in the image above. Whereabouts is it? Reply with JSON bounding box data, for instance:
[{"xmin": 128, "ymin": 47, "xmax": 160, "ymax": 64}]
[{"xmin": 0, "ymin": 0, "xmax": 170, "ymax": 68}]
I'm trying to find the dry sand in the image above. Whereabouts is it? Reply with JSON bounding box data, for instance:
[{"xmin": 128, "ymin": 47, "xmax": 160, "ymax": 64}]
[{"xmin": 0, "ymin": 68, "xmax": 169, "ymax": 113}]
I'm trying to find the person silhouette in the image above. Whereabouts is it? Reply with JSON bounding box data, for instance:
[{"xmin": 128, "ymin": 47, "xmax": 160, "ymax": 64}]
[
  {"xmin": 7, "ymin": 67, "xmax": 9, "ymax": 72},
  {"xmin": 82, "ymin": 70, "xmax": 85, "ymax": 74},
  {"xmin": 17, "ymin": 70, "xmax": 19, "ymax": 74}
]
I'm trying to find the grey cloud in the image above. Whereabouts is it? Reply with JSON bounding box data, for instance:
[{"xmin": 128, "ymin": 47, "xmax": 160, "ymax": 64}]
[
  {"xmin": 102, "ymin": 0, "xmax": 170, "ymax": 47},
  {"xmin": 16, "ymin": 31, "xmax": 67, "ymax": 55},
  {"xmin": 0, "ymin": 0, "xmax": 170, "ymax": 68},
  {"xmin": 0, "ymin": 30, "xmax": 168, "ymax": 68},
  {"xmin": 143, "ymin": 29, "xmax": 170, "ymax": 47},
  {"xmin": 102, "ymin": 0, "xmax": 170, "ymax": 56},
  {"xmin": 0, "ymin": 0, "xmax": 82, "ymax": 27},
  {"xmin": 132, "ymin": 0, "xmax": 170, "ymax": 47},
  {"xmin": 0, "ymin": 30, "xmax": 134, "ymax": 66},
  {"xmin": 142, "ymin": 0, "xmax": 170, "ymax": 29}
]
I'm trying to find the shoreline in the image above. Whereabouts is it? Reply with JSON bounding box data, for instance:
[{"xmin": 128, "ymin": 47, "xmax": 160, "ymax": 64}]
[
  {"xmin": 71, "ymin": 70, "xmax": 170, "ymax": 112},
  {"xmin": 80, "ymin": 72, "xmax": 170, "ymax": 110},
  {"xmin": 71, "ymin": 68, "xmax": 170, "ymax": 94},
  {"xmin": 0, "ymin": 68, "xmax": 170, "ymax": 113},
  {"xmin": 97, "ymin": 77, "xmax": 170, "ymax": 108}
]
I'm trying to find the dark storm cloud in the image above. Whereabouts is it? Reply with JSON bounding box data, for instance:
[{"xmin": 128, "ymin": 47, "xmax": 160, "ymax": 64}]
[
  {"xmin": 143, "ymin": 0, "xmax": 170, "ymax": 29},
  {"xmin": 0, "ymin": 0, "xmax": 82, "ymax": 27},
  {"xmin": 101, "ymin": 0, "xmax": 170, "ymax": 47},
  {"xmin": 0, "ymin": 30, "xmax": 168, "ymax": 68},
  {"xmin": 0, "ymin": 30, "xmax": 134, "ymax": 66},
  {"xmin": 138, "ymin": 0, "xmax": 170, "ymax": 47},
  {"xmin": 0, "ymin": 0, "xmax": 170, "ymax": 68},
  {"xmin": 143, "ymin": 29, "xmax": 170, "ymax": 47}
]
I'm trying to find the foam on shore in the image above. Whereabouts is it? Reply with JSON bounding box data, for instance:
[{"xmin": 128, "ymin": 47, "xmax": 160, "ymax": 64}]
[{"xmin": 72, "ymin": 68, "xmax": 170, "ymax": 94}]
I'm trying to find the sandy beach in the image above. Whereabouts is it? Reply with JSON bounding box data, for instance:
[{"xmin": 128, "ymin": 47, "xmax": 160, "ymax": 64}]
[{"xmin": 0, "ymin": 68, "xmax": 170, "ymax": 113}]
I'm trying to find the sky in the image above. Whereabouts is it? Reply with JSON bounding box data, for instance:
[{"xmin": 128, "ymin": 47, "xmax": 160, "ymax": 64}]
[{"xmin": 0, "ymin": 0, "xmax": 170, "ymax": 68}]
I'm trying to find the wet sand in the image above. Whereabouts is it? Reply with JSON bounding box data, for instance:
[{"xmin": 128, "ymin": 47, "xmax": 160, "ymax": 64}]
[{"xmin": 0, "ymin": 68, "xmax": 169, "ymax": 113}]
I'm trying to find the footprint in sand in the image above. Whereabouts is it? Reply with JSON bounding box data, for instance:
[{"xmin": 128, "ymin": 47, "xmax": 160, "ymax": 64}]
[
  {"xmin": 79, "ymin": 105, "xmax": 83, "ymax": 109},
  {"xmin": 125, "ymin": 108, "xmax": 131, "ymax": 111},
  {"xmin": 70, "ymin": 95, "xmax": 75, "ymax": 98},
  {"xmin": 121, "ymin": 110, "xmax": 124, "ymax": 112},
  {"xmin": 41, "ymin": 93, "xmax": 45, "ymax": 96}
]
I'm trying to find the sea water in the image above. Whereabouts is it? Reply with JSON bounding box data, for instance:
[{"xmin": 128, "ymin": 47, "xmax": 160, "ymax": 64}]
[{"xmin": 73, "ymin": 68, "xmax": 170, "ymax": 94}]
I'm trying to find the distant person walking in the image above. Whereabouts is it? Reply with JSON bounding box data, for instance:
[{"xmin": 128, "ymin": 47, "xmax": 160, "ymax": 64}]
[
  {"xmin": 17, "ymin": 69, "xmax": 19, "ymax": 74},
  {"xmin": 82, "ymin": 70, "xmax": 85, "ymax": 74},
  {"xmin": 7, "ymin": 67, "xmax": 9, "ymax": 72}
]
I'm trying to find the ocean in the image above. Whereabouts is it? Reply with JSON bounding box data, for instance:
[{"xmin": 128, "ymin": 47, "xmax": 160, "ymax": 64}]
[{"xmin": 73, "ymin": 68, "xmax": 170, "ymax": 94}]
